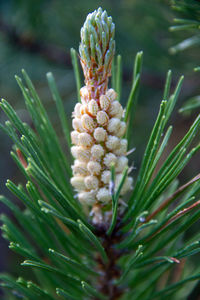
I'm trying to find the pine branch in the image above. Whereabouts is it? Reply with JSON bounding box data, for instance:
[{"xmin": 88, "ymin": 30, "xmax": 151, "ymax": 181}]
[{"xmin": 0, "ymin": 7, "xmax": 200, "ymax": 300}]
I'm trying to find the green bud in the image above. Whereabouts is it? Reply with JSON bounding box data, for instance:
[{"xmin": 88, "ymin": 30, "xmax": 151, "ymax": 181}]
[{"xmin": 79, "ymin": 7, "xmax": 115, "ymax": 71}]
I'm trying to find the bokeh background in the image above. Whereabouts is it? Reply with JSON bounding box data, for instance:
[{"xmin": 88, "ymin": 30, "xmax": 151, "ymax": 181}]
[{"xmin": 0, "ymin": 0, "xmax": 199, "ymax": 292}]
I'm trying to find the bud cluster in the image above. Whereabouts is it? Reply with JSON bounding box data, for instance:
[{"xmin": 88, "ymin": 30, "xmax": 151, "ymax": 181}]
[
  {"xmin": 70, "ymin": 7, "xmax": 133, "ymax": 224},
  {"xmin": 70, "ymin": 88, "xmax": 133, "ymax": 223}
]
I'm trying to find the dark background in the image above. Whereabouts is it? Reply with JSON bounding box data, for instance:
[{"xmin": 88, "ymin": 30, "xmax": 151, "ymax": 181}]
[{"xmin": 0, "ymin": 0, "xmax": 199, "ymax": 282}]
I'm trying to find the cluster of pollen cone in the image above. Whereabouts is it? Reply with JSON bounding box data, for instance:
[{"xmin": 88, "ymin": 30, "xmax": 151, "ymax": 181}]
[{"xmin": 70, "ymin": 8, "xmax": 133, "ymax": 223}]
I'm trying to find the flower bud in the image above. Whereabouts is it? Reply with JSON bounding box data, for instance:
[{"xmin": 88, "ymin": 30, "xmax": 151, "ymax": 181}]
[
  {"xmin": 94, "ymin": 127, "xmax": 107, "ymax": 142},
  {"xmin": 72, "ymin": 146, "xmax": 90, "ymax": 162},
  {"xmin": 74, "ymin": 103, "xmax": 82, "ymax": 118},
  {"xmin": 106, "ymin": 135, "xmax": 120, "ymax": 150},
  {"xmin": 115, "ymin": 156, "xmax": 128, "ymax": 172},
  {"xmin": 108, "ymin": 101, "xmax": 123, "ymax": 118},
  {"xmin": 87, "ymin": 161, "xmax": 101, "ymax": 175},
  {"xmin": 97, "ymin": 188, "xmax": 112, "ymax": 203},
  {"xmin": 78, "ymin": 132, "xmax": 93, "ymax": 147},
  {"xmin": 78, "ymin": 190, "xmax": 96, "ymax": 205},
  {"xmin": 100, "ymin": 95, "xmax": 110, "ymax": 111},
  {"xmin": 80, "ymin": 86, "xmax": 89, "ymax": 103},
  {"xmin": 115, "ymin": 174, "xmax": 133, "ymax": 194},
  {"xmin": 114, "ymin": 139, "xmax": 128, "ymax": 155},
  {"xmin": 116, "ymin": 121, "xmax": 126, "ymax": 138},
  {"xmin": 71, "ymin": 131, "xmax": 79, "ymax": 145},
  {"xmin": 72, "ymin": 118, "xmax": 84, "ymax": 132},
  {"xmin": 71, "ymin": 176, "xmax": 86, "ymax": 190},
  {"xmin": 88, "ymin": 99, "xmax": 99, "ymax": 116},
  {"xmin": 97, "ymin": 111, "xmax": 109, "ymax": 126},
  {"xmin": 103, "ymin": 153, "xmax": 117, "ymax": 168},
  {"xmin": 121, "ymin": 177, "xmax": 133, "ymax": 194},
  {"xmin": 101, "ymin": 170, "xmax": 111, "ymax": 184},
  {"xmin": 84, "ymin": 175, "xmax": 99, "ymax": 189},
  {"xmin": 81, "ymin": 114, "xmax": 96, "ymax": 131},
  {"xmin": 106, "ymin": 89, "xmax": 117, "ymax": 102},
  {"xmin": 72, "ymin": 160, "xmax": 88, "ymax": 176},
  {"xmin": 107, "ymin": 118, "xmax": 120, "ymax": 133},
  {"xmin": 91, "ymin": 144, "xmax": 104, "ymax": 159}
]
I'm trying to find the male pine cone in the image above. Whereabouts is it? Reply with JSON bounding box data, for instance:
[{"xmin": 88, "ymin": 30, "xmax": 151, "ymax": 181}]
[{"xmin": 70, "ymin": 8, "xmax": 133, "ymax": 224}]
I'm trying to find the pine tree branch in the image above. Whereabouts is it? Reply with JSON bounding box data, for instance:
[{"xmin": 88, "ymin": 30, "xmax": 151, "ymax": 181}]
[{"xmin": 146, "ymin": 173, "xmax": 200, "ymax": 222}]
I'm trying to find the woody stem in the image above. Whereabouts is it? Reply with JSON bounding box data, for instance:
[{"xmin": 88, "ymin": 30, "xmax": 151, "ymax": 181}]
[{"xmin": 94, "ymin": 219, "xmax": 125, "ymax": 300}]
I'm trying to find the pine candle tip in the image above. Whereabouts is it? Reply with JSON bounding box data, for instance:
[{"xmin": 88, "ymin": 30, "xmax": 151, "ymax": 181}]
[{"xmin": 79, "ymin": 8, "xmax": 115, "ymax": 99}]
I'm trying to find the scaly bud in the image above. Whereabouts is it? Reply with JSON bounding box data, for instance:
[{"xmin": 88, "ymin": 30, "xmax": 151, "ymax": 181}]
[
  {"xmin": 71, "ymin": 131, "xmax": 79, "ymax": 145},
  {"xmin": 97, "ymin": 188, "xmax": 112, "ymax": 203},
  {"xmin": 93, "ymin": 127, "xmax": 107, "ymax": 142},
  {"xmin": 100, "ymin": 95, "xmax": 110, "ymax": 111},
  {"xmin": 78, "ymin": 132, "xmax": 93, "ymax": 147},
  {"xmin": 97, "ymin": 111, "xmax": 109, "ymax": 126},
  {"xmin": 70, "ymin": 176, "xmax": 86, "ymax": 190},
  {"xmin": 84, "ymin": 175, "xmax": 99, "ymax": 190},
  {"xmin": 81, "ymin": 114, "xmax": 96, "ymax": 131},
  {"xmin": 91, "ymin": 144, "xmax": 104, "ymax": 159},
  {"xmin": 87, "ymin": 161, "xmax": 101, "ymax": 175},
  {"xmin": 88, "ymin": 99, "xmax": 99, "ymax": 116},
  {"xmin": 79, "ymin": 7, "xmax": 115, "ymax": 99}
]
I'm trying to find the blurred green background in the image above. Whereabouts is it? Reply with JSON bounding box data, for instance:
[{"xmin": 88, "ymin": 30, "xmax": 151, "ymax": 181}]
[{"xmin": 0, "ymin": 0, "xmax": 199, "ymax": 289}]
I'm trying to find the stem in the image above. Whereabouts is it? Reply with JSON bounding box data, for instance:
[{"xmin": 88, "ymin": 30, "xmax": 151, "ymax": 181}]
[{"xmin": 94, "ymin": 219, "xmax": 125, "ymax": 300}]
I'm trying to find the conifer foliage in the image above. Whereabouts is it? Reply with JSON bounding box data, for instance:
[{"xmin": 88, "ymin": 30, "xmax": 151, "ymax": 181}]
[
  {"xmin": 169, "ymin": 0, "xmax": 200, "ymax": 114},
  {"xmin": 1, "ymin": 7, "xmax": 200, "ymax": 300},
  {"xmin": 170, "ymin": 0, "xmax": 200, "ymax": 55}
]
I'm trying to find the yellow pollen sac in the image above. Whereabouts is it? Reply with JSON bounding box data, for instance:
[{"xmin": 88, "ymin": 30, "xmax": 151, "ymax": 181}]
[
  {"xmin": 80, "ymin": 86, "xmax": 89, "ymax": 103},
  {"xmin": 108, "ymin": 101, "xmax": 123, "ymax": 119},
  {"xmin": 91, "ymin": 144, "xmax": 104, "ymax": 159},
  {"xmin": 107, "ymin": 118, "xmax": 121, "ymax": 134},
  {"xmin": 93, "ymin": 127, "xmax": 107, "ymax": 142},
  {"xmin": 115, "ymin": 174, "xmax": 133, "ymax": 195},
  {"xmin": 78, "ymin": 132, "xmax": 93, "ymax": 147},
  {"xmin": 116, "ymin": 121, "xmax": 126, "ymax": 138},
  {"xmin": 106, "ymin": 135, "xmax": 120, "ymax": 150},
  {"xmin": 114, "ymin": 139, "xmax": 128, "ymax": 156},
  {"xmin": 72, "ymin": 160, "xmax": 88, "ymax": 176},
  {"xmin": 78, "ymin": 190, "xmax": 96, "ymax": 205},
  {"xmin": 72, "ymin": 118, "xmax": 84, "ymax": 132},
  {"xmin": 88, "ymin": 99, "xmax": 99, "ymax": 116},
  {"xmin": 70, "ymin": 176, "xmax": 86, "ymax": 190},
  {"xmin": 97, "ymin": 188, "xmax": 112, "ymax": 203},
  {"xmin": 99, "ymin": 95, "xmax": 110, "ymax": 111},
  {"xmin": 81, "ymin": 114, "xmax": 96, "ymax": 131},
  {"xmin": 115, "ymin": 156, "xmax": 128, "ymax": 172},
  {"xmin": 71, "ymin": 146, "xmax": 79, "ymax": 159},
  {"xmin": 106, "ymin": 89, "xmax": 118, "ymax": 102},
  {"xmin": 84, "ymin": 175, "xmax": 99, "ymax": 189},
  {"xmin": 97, "ymin": 111, "xmax": 109, "ymax": 126},
  {"xmin": 76, "ymin": 146, "xmax": 90, "ymax": 162},
  {"xmin": 101, "ymin": 170, "xmax": 111, "ymax": 184},
  {"xmin": 87, "ymin": 161, "xmax": 101, "ymax": 175},
  {"xmin": 103, "ymin": 153, "xmax": 117, "ymax": 168},
  {"xmin": 71, "ymin": 131, "xmax": 80, "ymax": 145},
  {"xmin": 121, "ymin": 177, "xmax": 133, "ymax": 194},
  {"xmin": 74, "ymin": 103, "xmax": 82, "ymax": 118}
]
